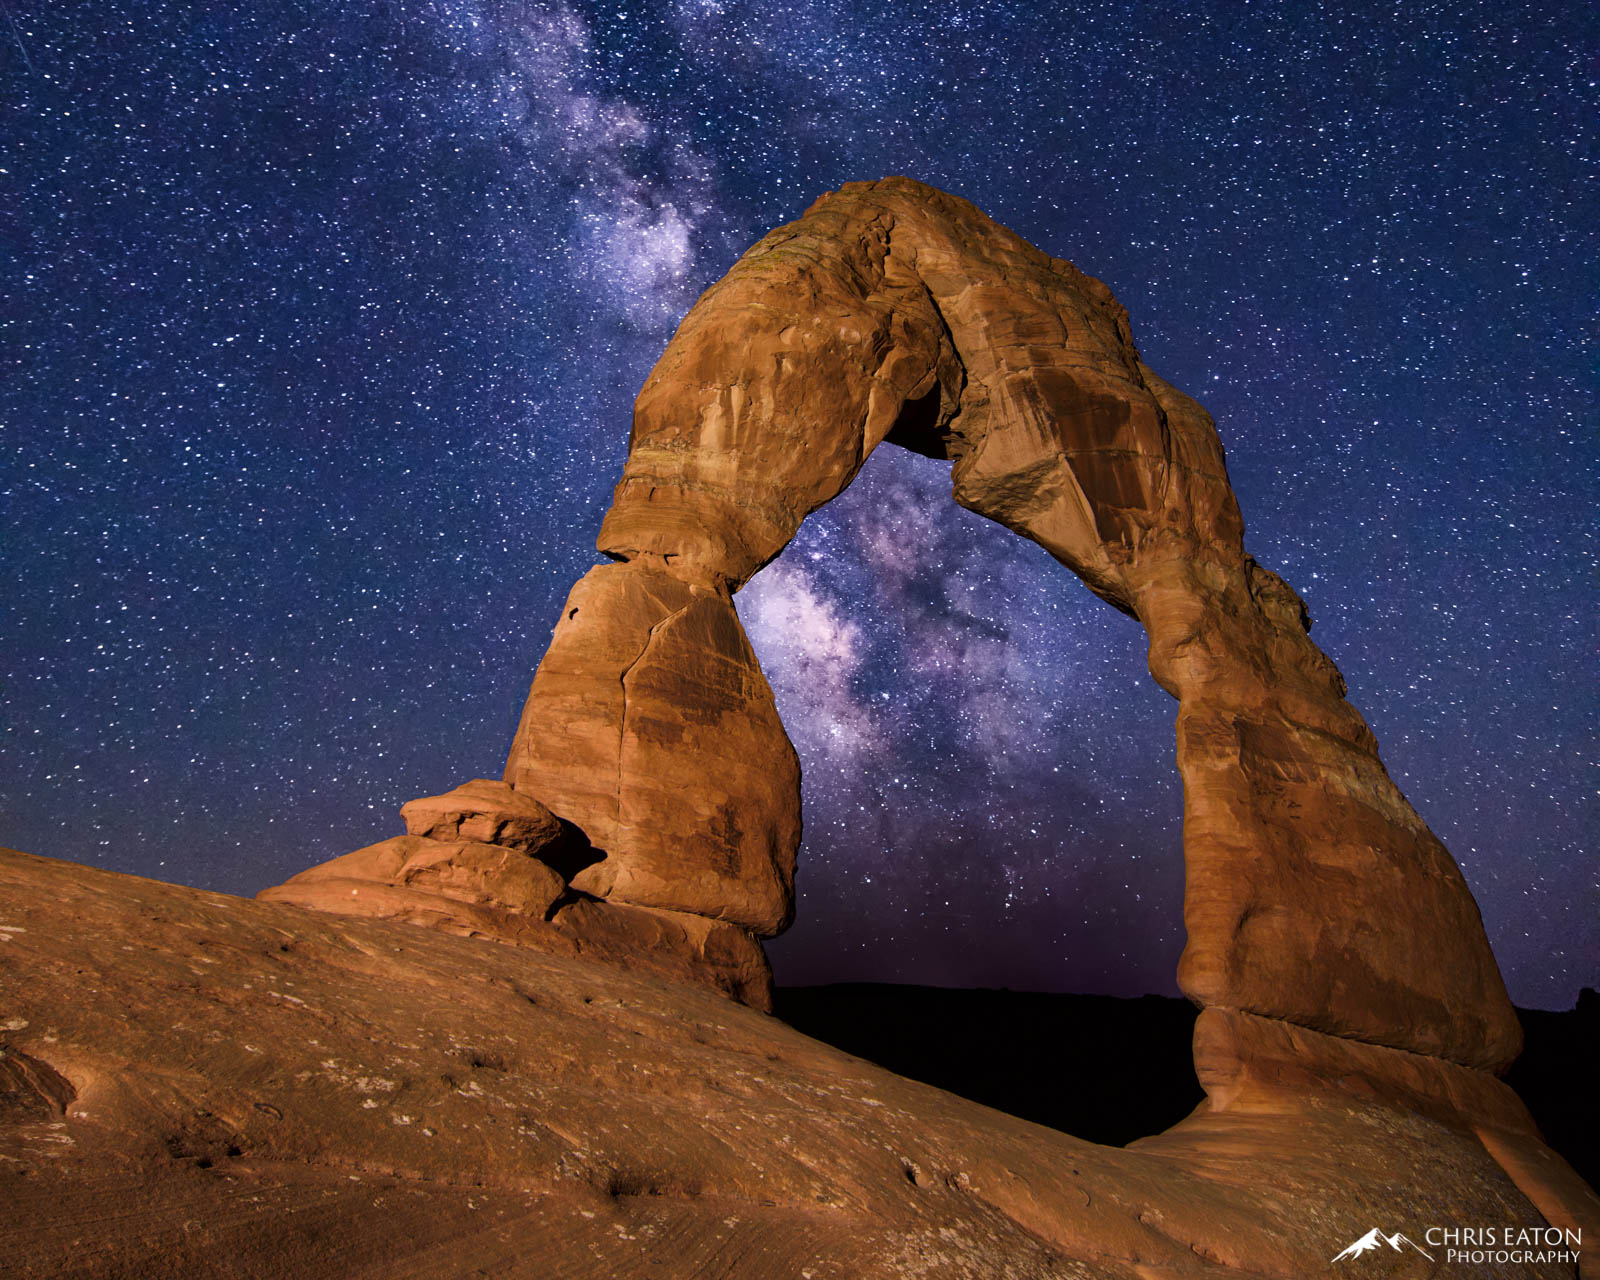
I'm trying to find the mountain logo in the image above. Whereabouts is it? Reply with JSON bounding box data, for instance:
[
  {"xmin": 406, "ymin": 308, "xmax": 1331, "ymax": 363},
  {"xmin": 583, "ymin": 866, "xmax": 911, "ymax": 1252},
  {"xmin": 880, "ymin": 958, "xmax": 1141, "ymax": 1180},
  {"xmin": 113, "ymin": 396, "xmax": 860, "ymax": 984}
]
[{"xmin": 1331, "ymin": 1227, "xmax": 1437, "ymax": 1263}]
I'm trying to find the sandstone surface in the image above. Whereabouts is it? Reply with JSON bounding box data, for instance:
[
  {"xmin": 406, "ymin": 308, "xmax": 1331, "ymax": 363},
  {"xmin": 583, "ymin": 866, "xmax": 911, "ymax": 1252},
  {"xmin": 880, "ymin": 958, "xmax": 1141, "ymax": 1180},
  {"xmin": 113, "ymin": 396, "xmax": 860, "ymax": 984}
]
[
  {"xmin": 269, "ymin": 833, "xmax": 568, "ymax": 918},
  {"xmin": 399, "ymin": 779, "xmax": 564, "ymax": 852},
  {"xmin": 2, "ymin": 848, "xmax": 1594, "ymax": 1279},
  {"xmin": 258, "ymin": 837, "xmax": 773, "ymax": 1012},
  {"xmin": 502, "ymin": 563, "xmax": 801, "ymax": 935}
]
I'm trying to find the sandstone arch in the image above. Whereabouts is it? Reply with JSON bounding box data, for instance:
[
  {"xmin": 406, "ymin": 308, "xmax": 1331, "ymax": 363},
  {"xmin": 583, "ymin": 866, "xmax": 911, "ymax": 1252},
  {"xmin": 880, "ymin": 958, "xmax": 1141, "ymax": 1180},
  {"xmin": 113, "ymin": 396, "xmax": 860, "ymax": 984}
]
[
  {"xmin": 504, "ymin": 177, "xmax": 1520, "ymax": 1072},
  {"xmin": 267, "ymin": 178, "xmax": 1519, "ymax": 1086}
]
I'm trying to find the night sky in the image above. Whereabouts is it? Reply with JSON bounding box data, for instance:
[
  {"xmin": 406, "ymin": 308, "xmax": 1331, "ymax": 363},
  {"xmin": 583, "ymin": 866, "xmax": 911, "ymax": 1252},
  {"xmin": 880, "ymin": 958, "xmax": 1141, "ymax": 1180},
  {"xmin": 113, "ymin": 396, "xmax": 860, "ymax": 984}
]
[{"xmin": 3, "ymin": 1, "xmax": 1594, "ymax": 1009}]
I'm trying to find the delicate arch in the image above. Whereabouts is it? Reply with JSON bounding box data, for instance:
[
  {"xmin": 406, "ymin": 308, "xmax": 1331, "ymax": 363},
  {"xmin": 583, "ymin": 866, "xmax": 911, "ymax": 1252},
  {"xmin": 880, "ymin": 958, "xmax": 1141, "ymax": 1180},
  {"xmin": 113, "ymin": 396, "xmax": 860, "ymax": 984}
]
[{"xmin": 501, "ymin": 178, "xmax": 1517, "ymax": 1072}]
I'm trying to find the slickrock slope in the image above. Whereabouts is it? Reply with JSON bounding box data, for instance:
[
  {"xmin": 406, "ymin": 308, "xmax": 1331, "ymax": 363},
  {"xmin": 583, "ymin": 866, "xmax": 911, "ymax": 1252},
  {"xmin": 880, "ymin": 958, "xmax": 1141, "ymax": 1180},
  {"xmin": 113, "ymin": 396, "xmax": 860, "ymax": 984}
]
[{"xmin": 2, "ymin": 848, "xmax": 1595, "ymax": 1279}]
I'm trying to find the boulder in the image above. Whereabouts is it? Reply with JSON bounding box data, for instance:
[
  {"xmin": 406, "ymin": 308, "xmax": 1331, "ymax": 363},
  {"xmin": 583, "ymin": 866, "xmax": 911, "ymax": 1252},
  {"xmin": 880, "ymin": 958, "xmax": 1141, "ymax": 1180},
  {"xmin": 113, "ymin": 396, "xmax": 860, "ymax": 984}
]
[{"xmin": 400, "ymin": 778, "xmax": 563, "ymax": 852}]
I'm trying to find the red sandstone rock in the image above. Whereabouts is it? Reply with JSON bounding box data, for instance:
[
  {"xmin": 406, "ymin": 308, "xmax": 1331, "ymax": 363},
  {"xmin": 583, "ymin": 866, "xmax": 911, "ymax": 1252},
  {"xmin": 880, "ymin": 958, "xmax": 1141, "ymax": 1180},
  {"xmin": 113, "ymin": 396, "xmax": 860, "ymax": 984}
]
[
  {"xmin": 260, "ymin": 568, "xmax": 796, "ymax": 995},
  {"xmin": 257, "ymin": 837, "xmax": 772, "ymax": 1010},
  {"xmin": 271, "ymin": 177, "xmax": 1519, "ymax": 1089},
  {"xmin": 263, "ymin": 834, "xmax": 567, "ymax": 917},
  {"xmin": 400, "ymin": 777, "xmax": 563, "ymax": 851},
  {"xmin": 1191, "ymin": 1006, "xmax": 1537, "ymax": 1137},
  {"xmin": 548, "ymin": 898, "xmax": 773, "ymax": 1011},
  {"xmin": 557, "ymin": 176, "xmax": 1520, "ymax": 1071},
  {"xmin": 1182, "ymin": 1006, "xmax": 1599, "ymax": 1277},
  {"xmin": 1, "ymin": 849, "xmax": 1591, "ymax": 1280},
  {"xmin": 503, "ymin": 563, "xmax": 800, "ymax": 936}
]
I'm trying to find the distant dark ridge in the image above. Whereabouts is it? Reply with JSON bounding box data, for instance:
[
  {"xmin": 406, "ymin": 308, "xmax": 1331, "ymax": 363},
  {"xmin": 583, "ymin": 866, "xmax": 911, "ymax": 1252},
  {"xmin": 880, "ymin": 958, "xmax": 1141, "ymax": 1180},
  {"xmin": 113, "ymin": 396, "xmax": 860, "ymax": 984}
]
[
  {"xmin": 1506, "ymin": 987, "xmax": 1599, "ymax": 1190},
  {"xmin": 773, "ymin": 984, "xmax": 1203, "ymax": 1149},
  {"xmin": 775, "ymin": 983, "xmax": 1598, "ymax": 1187}
]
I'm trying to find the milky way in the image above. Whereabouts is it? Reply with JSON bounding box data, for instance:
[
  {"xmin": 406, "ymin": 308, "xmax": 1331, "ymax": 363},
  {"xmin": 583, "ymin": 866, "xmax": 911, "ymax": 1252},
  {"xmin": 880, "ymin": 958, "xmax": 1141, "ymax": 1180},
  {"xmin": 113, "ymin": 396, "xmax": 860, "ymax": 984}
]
[{"xmin": 2, "ymin": 1, "xmax": 1593, "ymax": 1006}]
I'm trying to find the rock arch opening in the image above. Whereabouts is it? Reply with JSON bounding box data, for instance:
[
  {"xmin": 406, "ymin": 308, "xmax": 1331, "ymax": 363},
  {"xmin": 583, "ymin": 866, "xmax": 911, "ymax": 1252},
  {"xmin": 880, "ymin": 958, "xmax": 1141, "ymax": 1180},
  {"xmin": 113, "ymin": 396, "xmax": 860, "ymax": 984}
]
[
  {"xmin": 265, "ymin": 178, "xmax": 1521, "ymax": 1109},
  {"xmin": 740, "ymin": 443, "xmax": 1188, "ymax": 996}
]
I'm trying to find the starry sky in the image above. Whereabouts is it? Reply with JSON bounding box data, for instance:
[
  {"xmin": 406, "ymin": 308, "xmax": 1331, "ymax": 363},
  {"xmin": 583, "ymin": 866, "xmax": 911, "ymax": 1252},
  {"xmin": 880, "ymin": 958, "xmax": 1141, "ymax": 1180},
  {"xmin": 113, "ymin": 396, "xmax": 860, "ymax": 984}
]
[{"xmin": 3, "ymin": 0, "xmax": 1594, "ymax": 1009}]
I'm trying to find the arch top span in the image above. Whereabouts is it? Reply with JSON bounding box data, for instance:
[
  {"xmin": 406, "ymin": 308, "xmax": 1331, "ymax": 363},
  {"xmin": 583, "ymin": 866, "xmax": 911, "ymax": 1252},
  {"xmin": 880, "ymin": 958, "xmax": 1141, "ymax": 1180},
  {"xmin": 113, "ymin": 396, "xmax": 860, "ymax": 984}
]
[
  {"xmin": 595, "ymin": 176, "xmax": 1246, "ymax": 619},
  {"xmin": 267, "ymin": 179, "xmax": 1522, "ymax": 1095}
]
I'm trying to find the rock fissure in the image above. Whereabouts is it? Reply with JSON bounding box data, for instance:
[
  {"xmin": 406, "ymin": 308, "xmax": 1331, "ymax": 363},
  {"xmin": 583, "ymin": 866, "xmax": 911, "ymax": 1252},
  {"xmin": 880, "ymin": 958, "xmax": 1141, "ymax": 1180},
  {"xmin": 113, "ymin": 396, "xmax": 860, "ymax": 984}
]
[{"xmin": 614, "ymin": 597, "xmax": 688, "ymax": 850}]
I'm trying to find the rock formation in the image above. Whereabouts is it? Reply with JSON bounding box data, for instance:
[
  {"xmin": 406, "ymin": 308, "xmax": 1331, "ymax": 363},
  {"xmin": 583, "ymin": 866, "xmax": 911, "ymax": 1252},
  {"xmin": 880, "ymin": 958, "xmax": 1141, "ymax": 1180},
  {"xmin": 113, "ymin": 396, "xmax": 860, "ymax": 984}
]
[
  {"xmin": 575, "ymin": 178, "xmax": 1519, "ymax": 1071},
  {"xmin": 3, "ymin": 178, "xmax": 1596, "ymax": 1276},
  {"xmin": 503, "ymin": 565, "xmax": 801, "ymax": 935},
  {"xmin": 263, "ymin": 778, "xmax": 772, "ymax": 1008},
  {"xmin": 268, "ymin": 176, "xmax": 1517, "ymax": 1073},
  {"xmin": 4, "ymin": 847, "xmax": 1596, "ymax": 1278}
]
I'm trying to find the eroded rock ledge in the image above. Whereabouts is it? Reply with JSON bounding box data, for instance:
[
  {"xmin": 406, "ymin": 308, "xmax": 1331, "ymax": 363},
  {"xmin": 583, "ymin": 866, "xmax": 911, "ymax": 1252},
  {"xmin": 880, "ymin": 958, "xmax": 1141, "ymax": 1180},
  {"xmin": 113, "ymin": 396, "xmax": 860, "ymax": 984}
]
[{"xmin": 261, "ymin": 778, "xmax": 773, "ymax": 1009}]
